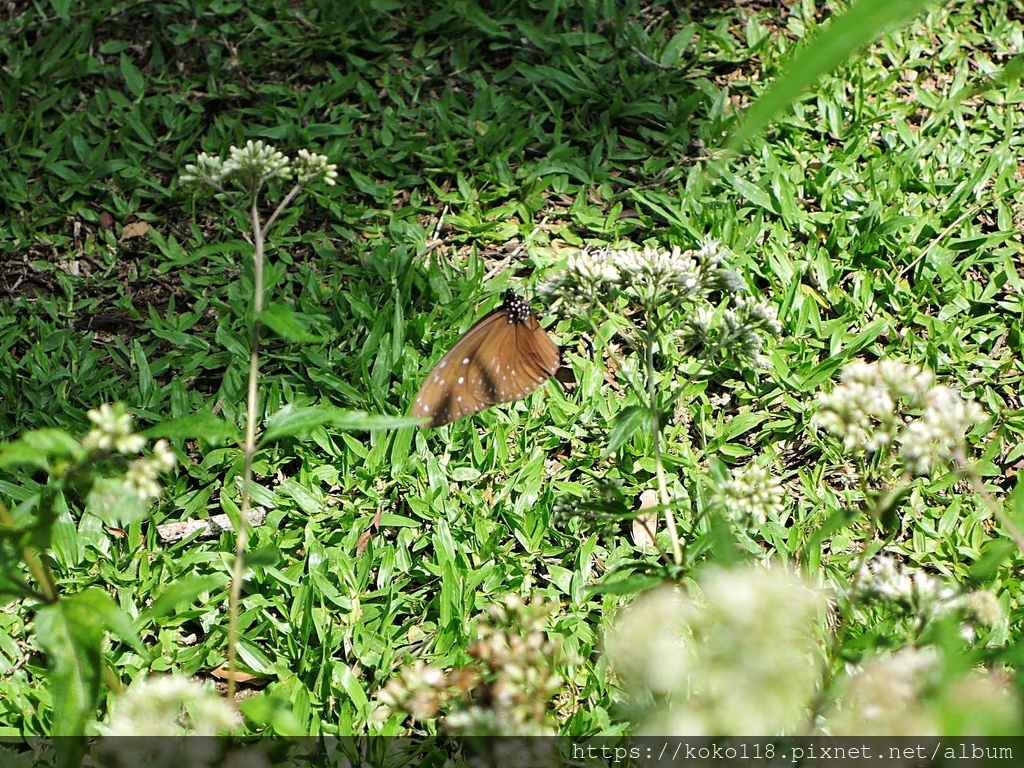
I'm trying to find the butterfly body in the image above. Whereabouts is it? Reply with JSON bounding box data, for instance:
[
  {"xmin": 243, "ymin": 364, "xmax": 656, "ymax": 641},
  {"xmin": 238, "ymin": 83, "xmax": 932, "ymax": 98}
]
[{"xmin": 412, "ymin": 290, "xmax": 559, "ymax": 428}]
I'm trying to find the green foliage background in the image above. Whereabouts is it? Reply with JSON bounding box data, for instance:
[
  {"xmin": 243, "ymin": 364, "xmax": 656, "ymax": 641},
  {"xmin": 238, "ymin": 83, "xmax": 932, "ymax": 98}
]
[{"xmin": 1, "ymin": 0, "xmax": 1023, "ymax": 738}]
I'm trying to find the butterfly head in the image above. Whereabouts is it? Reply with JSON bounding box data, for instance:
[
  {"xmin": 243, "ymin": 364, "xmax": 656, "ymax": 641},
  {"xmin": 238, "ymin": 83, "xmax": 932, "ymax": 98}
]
[{"xmin": 501, "ymin": 289, "xmax": 531, "ymax": 324}]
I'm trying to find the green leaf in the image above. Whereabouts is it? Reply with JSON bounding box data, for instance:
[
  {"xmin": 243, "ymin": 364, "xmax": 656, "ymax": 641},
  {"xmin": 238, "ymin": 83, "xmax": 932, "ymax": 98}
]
[
  {"xmin": 969, "ymin": 539, "xmax": 1017, "ymax": 585},
  {"xmin": 48, "ymin": 0, "xmax": 71, "ymax": 20},
  {"xmin": 1009, "ymin": 477, "xmax": 1024, "ymax": 521},
  {"xmin": 727, "ymin": 0, "xmax": 935, "ymax": 151},
  {"xmin": 142, "ymin": 573, "xmax": 230, "ymax": 621},
  {"xmin": 586, "ymin": 573, "xmax": 665, "ymax": 597},
  {"xmin": 258, "ymin": 303, "xmax": 325, "ymax": 343},
  {"xmin": 261, "ymin": 405, "xmax": 415, "ymax": 444},
  {"xmin": 144, "ymin": 412, "xmax": 240, "ymax": 444},
  {"xmin": 0, "ymin": 429, "xmax": 80, "ymax": 471},
  {"xmin": 606, "ymin": 406, "xmax": 650, "ymax": 455},
  {"xmin": 806, "ymin": 506, "xmax": 859, "ymax": 568},
  {"xmin": 119, "ymin": 54, "xmax": 145, "ymax": 98},
  {"xmin": 71, "ymin": 587, "xmax": 146, "ymax": 655},
  {"xmin": 239, "ymin": 691, "xmax": 305, "ymax": 735},
  {"xmin": 34, "ymin": 594, "xmax": 105, "ymax": 737},
  {"xmin": 246, "ymin": 547, "xmax": 280, "ymax": 568}
]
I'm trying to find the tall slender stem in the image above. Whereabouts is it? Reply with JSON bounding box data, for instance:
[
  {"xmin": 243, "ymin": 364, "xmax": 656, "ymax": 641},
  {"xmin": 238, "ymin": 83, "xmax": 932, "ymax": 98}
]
[
  {"xmin": 645, "ymin": 319, "xmax": 683, "ymax": 566},
  {"xmin": 803, "ymin": 477, "xmax": 879, "ymax": 733},
  {"xmin": 0, "ymin": 499, "xmax": 58, "ymax": 603},
  {"xmin": 226, "ymin": 194, "xmax": 266, "ymax": 701}
]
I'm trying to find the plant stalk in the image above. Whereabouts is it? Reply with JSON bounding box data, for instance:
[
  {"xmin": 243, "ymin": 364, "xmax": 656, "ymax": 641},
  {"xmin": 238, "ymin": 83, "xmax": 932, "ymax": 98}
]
[
  {"xmin": 0, "ymin": 499, "xmax": 59, "ymax": 603},
  {"xmin": 226, "ymin": 194, "xmax": 267, "ymax": 701},
  {"xmin": 645, "ymin": 320, "xmax": 683, "ymax": 566}
]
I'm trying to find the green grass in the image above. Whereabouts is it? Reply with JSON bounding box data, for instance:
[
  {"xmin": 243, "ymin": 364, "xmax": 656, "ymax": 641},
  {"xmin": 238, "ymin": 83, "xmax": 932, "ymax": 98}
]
[{"xmin": 1, "ymin": 0, "xmax": 1024, "ymax": 744}]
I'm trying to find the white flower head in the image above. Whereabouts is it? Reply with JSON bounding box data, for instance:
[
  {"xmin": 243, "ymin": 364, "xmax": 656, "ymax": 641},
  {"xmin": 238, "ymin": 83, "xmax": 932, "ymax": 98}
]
[
  {"xmin": 899, "ymin": 385, "xmax": 984, "ymax": 475},
  {"xmin": 294, "ymin": 149, "xmax": 338, "ymax": 186},
  {"xmin": 714, "ymin": 462, "xmax": 785, "ymax": 527},
  {"xmin": 181, "ymin": 152, "xmax": 225, "ymax": 186},
  {"xmin": 855, "ymin": 555, "xmax": 960, "ymax": 619},
  {"xmin": 82, "ymin": 403, "xmax": 145, "ymax": 454},
  {"xmin": 612, "ymin": 244, "xmax": 701, "ymax": 302},
  {"xmin": 538, "ymin": 247, "xmax": 622, "ymax": 303},
  {"xmin": 219, "ymin": 140, "xmax": 291, "ymax": 187},
  {"xmin": 812, "ymin": 360, "xmax": 979, "ymax": 465}
]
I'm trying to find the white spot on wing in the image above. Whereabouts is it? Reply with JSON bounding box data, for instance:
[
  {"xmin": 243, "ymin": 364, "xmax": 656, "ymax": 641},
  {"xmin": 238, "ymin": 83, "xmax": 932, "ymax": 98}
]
[{"xmin": 462, "ymin": 357, "xmax": 470, "ymax": 365}]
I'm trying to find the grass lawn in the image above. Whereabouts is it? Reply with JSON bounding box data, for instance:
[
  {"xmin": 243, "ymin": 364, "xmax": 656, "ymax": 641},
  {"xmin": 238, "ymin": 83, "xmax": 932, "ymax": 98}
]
[{"xmin": 1, "ymin": 0, "xmax": 1024, "ymax": 751}]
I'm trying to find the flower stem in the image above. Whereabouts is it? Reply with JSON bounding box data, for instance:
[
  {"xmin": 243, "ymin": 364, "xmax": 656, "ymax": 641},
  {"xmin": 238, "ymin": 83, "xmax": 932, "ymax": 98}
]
[
  {"xmin": 0, "ymin": 499, "xmax": 58, "ymax": 603},
  {"xmin": 803, "ymin": 503, "xmax": 879, "ymax": 733},
  {"xmin": 226, "ymin": 194, "xmax": 266, "ymax": 702},
  {"xmin": 645, "ymin": 317, "xmax": 683, "ymax": 567}
]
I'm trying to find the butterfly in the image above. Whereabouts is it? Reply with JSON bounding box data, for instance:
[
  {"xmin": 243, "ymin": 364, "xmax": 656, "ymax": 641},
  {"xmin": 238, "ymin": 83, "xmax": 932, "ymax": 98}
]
[{"xmin": 412, "ymin": 289, "xmax": 560, "ymax": 428}]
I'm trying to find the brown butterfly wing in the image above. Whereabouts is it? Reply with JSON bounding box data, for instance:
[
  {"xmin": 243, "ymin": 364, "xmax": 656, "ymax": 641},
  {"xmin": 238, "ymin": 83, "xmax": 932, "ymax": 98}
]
[
  {"xmin": 412, "ymin": 310, "xmax": 506, "ymax": 427},
  {"xmin": 412, "ymin": 295, "xmax": 560, "ymax": 428},
  {"xmin": 467, "ymin": 313, "xmax": 559, "ymax": 406}
]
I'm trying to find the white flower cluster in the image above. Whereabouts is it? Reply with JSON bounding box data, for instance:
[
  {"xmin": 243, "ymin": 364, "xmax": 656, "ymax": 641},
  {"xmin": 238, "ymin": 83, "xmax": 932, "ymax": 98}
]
[
  {"xmin": 854, "ymin": 555, "xmax": 961, "ymax": 619},
  {"xmin": 294, "ymin": 148, "xmax": 339, "ymax": 185},
  {"xmin": 900, "ymin": 385, "xmax": 985, "ymax": 475},
  {"xmin": 854, "ymin": 554, "xmax": 1003, "ymax": 639},
  {"xmin": 540, "ymin": 239, "xmax": 776, "ymax": 367},
  {"xmin": 181, "ymin": 140, "xmax": 337, "ymax": 190},
  {"xmin": 616, "ymin": 244, "xmax": 702, "ymax": 298},
  {"xmin": 538, "ymin": 238, "xmax": 741, "ymax": 307},
  {"xmin": 81, "ymin": 403, "xmax": 176, "ymax": 503},
  {"xmin": 82, "ymin": 403, "xmax": 146, "ymax": 454},
  {"xmin": 813, "ymin": 360, "xmax": 984, "ymax": 475},
  {"xmin": 377, "ymin": 595, "xmax": 566, "ymax": 737},
  {"xmin": 701, "ymin": 294, "xmax": 782, "ymax": 368},
  {"xmin": 714, "ymin": 463, "xmax": 785, "ymax": 526}
]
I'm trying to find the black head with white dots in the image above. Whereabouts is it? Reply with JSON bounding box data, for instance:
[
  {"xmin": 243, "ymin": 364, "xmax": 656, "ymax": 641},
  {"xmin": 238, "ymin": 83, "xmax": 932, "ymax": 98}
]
[{"xmin": 501, "ymin": 289, "xmax": 532, "ymax": 324}]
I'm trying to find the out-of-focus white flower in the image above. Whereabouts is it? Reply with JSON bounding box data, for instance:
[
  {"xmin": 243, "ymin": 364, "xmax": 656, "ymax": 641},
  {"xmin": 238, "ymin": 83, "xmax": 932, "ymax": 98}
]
[
  {"xmin": 963, "ymin": 589, "xmax": 1003, "ymax": 627},
  {"xmin": 105, "ymin": 674, "xmax": 240, "ymax": 736},
  {"xmin": 82, "ymin": 403, "xmax": 146, "ymax": 454},
  {"xmin": 604, "ymin": 586, "xmax": 694, "ymax": 696},
  {"xmin": 826, "ymin": 647, "xmax": 941, "ymax": 735},
  {"xmin": 606, "ymin": 565, "xmax": 825, "ymax": 735}
]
